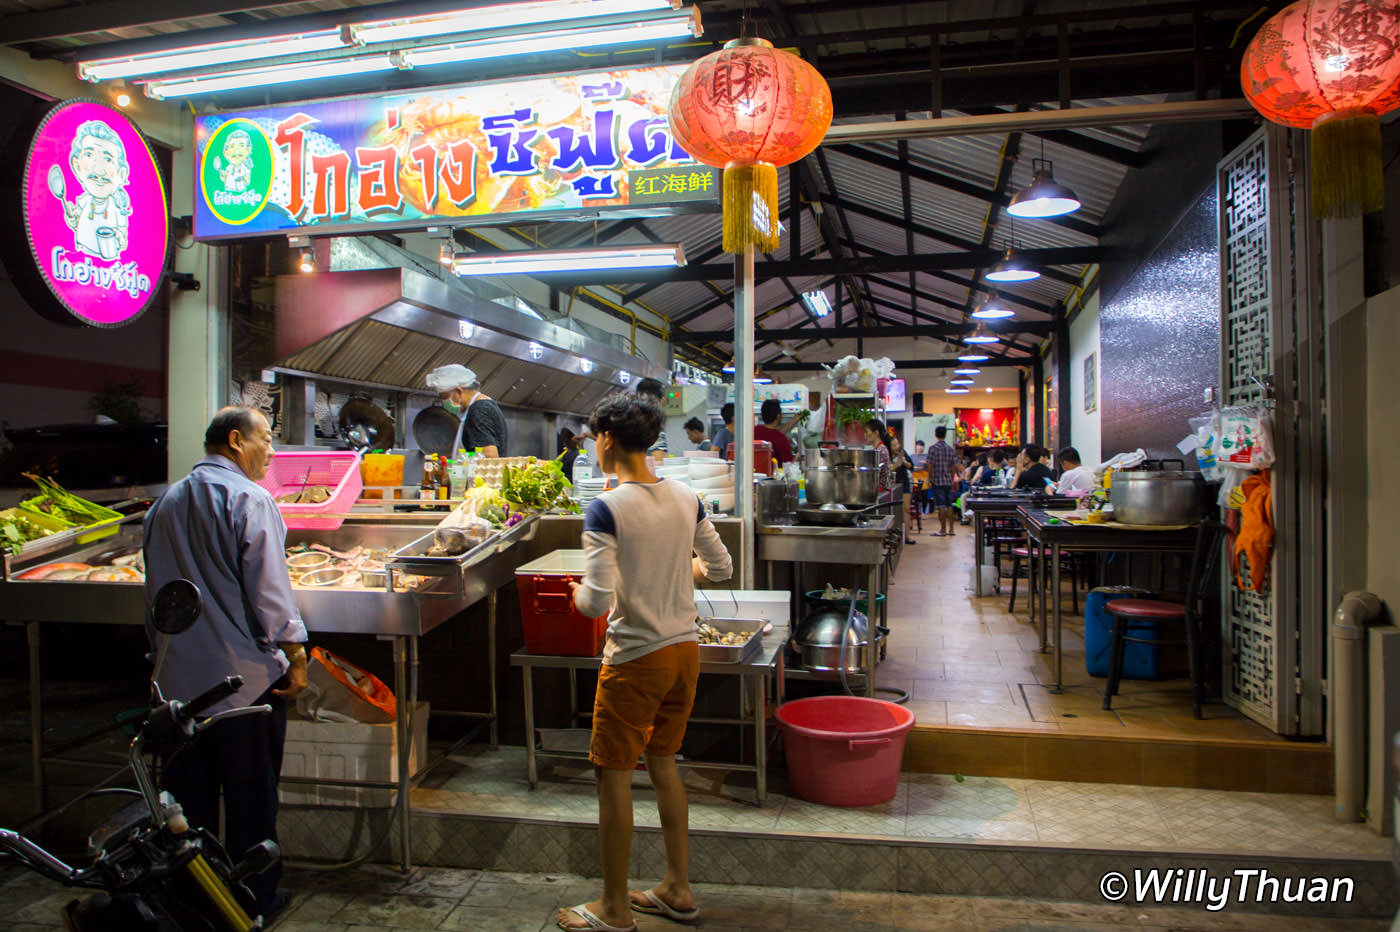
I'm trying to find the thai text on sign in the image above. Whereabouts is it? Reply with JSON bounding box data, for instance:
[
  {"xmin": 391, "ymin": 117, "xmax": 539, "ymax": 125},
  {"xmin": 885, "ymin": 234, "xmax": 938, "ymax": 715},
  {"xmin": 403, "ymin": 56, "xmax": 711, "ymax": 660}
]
[{"xmin": 193, "ymin": 65, "xmax": 709, "ymax": 240}]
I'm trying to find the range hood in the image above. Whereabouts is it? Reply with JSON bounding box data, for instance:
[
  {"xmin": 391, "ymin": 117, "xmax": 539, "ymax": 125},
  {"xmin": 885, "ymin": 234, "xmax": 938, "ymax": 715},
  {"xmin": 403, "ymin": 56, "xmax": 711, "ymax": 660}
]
[{"xmin": 269, "ymin": 266, "xmax": 667, "ymax": 415}]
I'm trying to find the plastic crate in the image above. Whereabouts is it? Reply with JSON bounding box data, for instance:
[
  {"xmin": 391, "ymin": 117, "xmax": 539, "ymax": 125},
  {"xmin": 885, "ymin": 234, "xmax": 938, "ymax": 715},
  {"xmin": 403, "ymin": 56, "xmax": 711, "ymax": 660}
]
[
  {"xmin": 257, "ymin": 451, "xmax": 363, "ymax": 530},
  {"xmin": 279, "ymin": 701, "xmax": 427, "ymax": 808},
  {"xmin": 17, "ymin": 494, "xmax": 123, "ymax": 545},
  {"xmin": 515, "ymin": 549, "xmax": 608, "ymax": 656}
]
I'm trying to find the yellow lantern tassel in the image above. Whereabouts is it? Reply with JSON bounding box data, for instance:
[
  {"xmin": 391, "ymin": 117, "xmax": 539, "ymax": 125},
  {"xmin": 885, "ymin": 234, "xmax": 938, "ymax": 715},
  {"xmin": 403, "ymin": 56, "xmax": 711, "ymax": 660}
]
[
  {"xmin": 722, "ymin": 162, "xmax": 780, "ymax": 254},
  {"xmin": 1310, "ymin": 109, "xmax": 1384, "ymax": 220}
]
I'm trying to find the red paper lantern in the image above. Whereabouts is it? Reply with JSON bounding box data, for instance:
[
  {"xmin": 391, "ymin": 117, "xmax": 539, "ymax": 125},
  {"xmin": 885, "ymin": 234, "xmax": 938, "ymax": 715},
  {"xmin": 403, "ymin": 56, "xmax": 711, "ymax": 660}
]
[
  {"xmin": 1241, "ymin": 0, "xmax": 1400, "ymax": 217},
  {"xmin": 669, "ymin": 38, "xmax": 832, "ymax": 253}
]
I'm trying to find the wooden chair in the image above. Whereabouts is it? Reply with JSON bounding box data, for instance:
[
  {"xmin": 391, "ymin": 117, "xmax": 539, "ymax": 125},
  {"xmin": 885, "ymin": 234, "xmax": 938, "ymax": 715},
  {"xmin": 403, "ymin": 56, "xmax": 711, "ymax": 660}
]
[{"xmin": 1101, "ymin": 519, "xmax": 1227, "ymax": 719}]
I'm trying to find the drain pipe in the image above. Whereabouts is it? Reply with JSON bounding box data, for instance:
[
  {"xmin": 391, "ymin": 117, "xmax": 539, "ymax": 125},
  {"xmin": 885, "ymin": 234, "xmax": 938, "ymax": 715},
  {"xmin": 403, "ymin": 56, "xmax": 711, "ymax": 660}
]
[{"xmin": 1334, "ymin": 590, "xmax": 1383, "ymax": 822}]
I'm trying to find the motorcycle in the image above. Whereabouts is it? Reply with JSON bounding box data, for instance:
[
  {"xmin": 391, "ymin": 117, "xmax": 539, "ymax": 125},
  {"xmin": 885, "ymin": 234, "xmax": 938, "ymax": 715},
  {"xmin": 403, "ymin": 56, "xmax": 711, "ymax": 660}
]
[{"xmin": 0, "ymin": 579, "xmax": 280, "ymax": 931}]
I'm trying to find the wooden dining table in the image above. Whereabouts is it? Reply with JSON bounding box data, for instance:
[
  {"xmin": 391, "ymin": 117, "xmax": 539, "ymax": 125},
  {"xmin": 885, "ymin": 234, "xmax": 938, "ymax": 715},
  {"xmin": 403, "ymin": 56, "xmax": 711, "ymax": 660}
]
[{"xmin": 1017, "ymin": 507, "xmax": 1198, "ymax": 692}]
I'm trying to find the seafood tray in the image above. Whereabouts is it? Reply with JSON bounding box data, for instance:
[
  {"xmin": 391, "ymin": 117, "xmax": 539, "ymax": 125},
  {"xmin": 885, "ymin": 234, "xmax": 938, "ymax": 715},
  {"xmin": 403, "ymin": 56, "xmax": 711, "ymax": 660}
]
[
  {"xmin": 695, "ymin": 617, "xmax": 766, "ymax": 664},
  {"xmin": 388, "ymin": 513, "xmax": 539, "ymax": 598}
]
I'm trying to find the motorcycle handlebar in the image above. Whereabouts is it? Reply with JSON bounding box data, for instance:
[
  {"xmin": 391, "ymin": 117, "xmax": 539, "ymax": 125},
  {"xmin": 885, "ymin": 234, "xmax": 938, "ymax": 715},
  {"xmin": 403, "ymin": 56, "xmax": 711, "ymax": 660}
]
[{"xmin": 179, "ymin": 676, "xmax": 243, "ymax": 724}]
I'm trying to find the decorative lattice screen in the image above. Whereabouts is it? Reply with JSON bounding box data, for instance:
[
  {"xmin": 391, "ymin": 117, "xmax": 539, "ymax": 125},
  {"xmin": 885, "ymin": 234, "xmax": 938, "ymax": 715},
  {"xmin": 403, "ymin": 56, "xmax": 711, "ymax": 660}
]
[{"xmin": 1218, "ymin": 132, "xmax": 1279, "ymax": 725}]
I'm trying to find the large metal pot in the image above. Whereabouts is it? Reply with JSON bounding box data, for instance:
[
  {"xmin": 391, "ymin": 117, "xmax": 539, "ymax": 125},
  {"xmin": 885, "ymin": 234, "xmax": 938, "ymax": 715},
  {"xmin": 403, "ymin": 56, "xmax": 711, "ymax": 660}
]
[
  {"xmin": 792, "ymin": 603, "xmax": 876, "ymax": 672},
  {"xmin": 1111, "ymin": 465, "xmax": 1209, "ymax": 525},
  {"xmin": 804, "ymin": 447, "xmax": 879, "ymax": 507}
]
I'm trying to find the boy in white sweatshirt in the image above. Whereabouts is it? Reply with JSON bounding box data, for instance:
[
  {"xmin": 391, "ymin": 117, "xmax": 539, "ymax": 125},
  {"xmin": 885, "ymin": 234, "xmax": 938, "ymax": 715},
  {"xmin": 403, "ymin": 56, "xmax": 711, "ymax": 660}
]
[{"xmin": 557, "ymin": 392, "xmax": 733, "ymax": 932}]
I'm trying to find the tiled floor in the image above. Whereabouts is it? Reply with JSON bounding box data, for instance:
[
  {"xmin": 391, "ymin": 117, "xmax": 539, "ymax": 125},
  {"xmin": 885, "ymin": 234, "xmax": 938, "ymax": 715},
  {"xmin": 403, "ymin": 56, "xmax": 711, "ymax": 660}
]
[
  {"xmin": 876, "ymin": 519, "xmax": 1285, "ymax": 742},
  {"xmin": 413, "ymin": 745, "xmax": 1385, "ymax": 857},
  {"xmin": 0, "ymin": 864, "xmax": 1389, "ymax": 931}
]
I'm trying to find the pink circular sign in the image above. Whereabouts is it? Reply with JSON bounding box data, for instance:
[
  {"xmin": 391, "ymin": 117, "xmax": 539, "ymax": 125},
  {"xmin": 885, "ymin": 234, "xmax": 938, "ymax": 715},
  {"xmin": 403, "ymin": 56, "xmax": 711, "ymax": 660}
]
[{"xmin": 22, "ymin": 100, "xmax": 168, "ymax": 328}]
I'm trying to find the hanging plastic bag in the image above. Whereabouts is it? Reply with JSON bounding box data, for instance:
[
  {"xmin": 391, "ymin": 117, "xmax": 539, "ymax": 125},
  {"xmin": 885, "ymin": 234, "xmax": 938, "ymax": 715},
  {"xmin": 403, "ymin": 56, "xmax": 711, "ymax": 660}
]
[
  {"xmin": 1187, "ymin": 412, "xmax": 1223, "ymax": 481},
  {"xmin": 300, "ymin": 647, "xmax": 396, "ymax": 724},
  {"xmin": 1218, "ymin": 408, "xmax": 1274, "ymax": 469}
]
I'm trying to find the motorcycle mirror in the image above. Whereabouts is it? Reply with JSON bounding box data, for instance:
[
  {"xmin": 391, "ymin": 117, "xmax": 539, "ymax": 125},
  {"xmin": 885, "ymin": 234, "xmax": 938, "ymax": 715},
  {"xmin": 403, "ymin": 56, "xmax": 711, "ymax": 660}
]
[{"xmin": 151, "ymin": 580, "xmax": 202, "ymax": 635}]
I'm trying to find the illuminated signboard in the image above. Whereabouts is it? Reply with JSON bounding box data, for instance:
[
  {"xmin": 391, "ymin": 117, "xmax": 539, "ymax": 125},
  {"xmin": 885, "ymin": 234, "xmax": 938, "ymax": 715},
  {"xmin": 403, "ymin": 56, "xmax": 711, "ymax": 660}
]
[
  {"xmin": 193, "ymin": 64, "xmax": 711, "ymax": 241},
  {"xmin": 883, "ymin": 378, "xmax": 906, "ymax": 413},
  {"xmin": 20, "ymin": 100, "xmax": 168, "ymax": 327}
]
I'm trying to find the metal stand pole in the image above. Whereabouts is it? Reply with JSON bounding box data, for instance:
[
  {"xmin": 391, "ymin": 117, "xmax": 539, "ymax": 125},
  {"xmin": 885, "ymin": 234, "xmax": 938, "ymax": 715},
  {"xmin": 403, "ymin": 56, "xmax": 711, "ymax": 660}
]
[
  {"xmin": 1051, "ymin": 544, "xmax": 1064, "ymax": 694},
  {"xmin": 28, "ymin": 623, "xmax": 43, "ymax": 816},
  {"xmin": 488, "ymin": 592, "xmax": 499, "ymax": 749},
  {"xmin": 393, "ymin": 636, "xmax": 411, "ymax": 871},
  {"xmin": 735, "ymin": 244, "xmax": 756, "ymax": 589}
]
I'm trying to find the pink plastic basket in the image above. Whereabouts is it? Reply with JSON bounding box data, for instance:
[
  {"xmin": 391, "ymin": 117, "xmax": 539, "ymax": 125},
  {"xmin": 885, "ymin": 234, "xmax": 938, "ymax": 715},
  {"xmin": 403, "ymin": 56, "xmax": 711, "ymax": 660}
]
[{"xmin": 256, "ymin": 451, "xmax": 363, "ymax": 530}]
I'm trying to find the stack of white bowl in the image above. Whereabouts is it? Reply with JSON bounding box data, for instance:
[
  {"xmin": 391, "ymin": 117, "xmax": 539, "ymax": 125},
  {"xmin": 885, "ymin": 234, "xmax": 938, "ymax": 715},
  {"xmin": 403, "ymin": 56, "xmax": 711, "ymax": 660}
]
[
  {"xmin": 656, "ymin": 461, "xmax": 691, "ymax": 486},
  {"xmin": 573, "ymin": 476, "xmax": 609, "ymax": 507},
  {"xmin": 688, "ymin": 459, "xmax": 734, "ymax": 513}
]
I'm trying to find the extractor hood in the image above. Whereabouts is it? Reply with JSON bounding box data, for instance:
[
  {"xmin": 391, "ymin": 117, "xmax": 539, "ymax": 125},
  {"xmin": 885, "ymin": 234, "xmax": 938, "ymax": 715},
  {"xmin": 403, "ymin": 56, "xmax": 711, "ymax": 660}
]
[{"xmin": 269, "ymin": 266, "xmax": 667, "ymax": 415}]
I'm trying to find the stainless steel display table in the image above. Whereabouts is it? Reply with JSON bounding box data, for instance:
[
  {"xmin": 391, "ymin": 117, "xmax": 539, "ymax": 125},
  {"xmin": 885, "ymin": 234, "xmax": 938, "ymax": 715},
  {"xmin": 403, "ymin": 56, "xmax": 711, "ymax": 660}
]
[
  {"xmin": 0, "ymin": 512, "xmax": 537, "ymax": 872},
  {"xmin": 755, "ymin": 518, "xmax": 891, "ymax": 697},
  {"xmin": 511, "ymin": 628, "xmax": 785, "ymax": 807}
]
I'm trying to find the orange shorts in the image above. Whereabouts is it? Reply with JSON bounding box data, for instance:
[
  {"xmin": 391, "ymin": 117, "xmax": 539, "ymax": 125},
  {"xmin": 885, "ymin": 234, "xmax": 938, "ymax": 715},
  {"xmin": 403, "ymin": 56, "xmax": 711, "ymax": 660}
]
[{"xmin": 589, "ymin": 642, "xmax": 700, "ymax": 770}]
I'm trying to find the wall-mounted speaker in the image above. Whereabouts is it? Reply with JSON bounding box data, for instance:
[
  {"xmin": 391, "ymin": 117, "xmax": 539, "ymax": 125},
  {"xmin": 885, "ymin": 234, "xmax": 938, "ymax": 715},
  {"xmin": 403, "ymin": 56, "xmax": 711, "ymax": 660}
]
[{"xmin": 912, "ymin": 391, "xmax": 924, "ymax": 413}]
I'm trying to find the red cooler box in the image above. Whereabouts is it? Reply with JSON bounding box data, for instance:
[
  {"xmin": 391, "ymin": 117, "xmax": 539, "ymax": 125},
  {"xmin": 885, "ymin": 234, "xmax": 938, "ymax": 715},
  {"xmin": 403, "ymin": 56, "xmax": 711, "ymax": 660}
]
[{"xmin": 515, "ymin": 549, "xmax": 609, "ymax": 656}]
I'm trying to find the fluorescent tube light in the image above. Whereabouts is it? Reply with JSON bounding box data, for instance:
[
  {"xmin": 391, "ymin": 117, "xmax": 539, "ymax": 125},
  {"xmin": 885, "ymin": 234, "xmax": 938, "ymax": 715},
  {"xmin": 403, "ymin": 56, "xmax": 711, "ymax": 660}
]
[
  {"xmin": 350, "ymin": 0, "xmax": 678, "ymax": 45},
  {"xmin": 801, "ymin": 290, "xmax": 832, "ymax": 318},
  {"xmin": 142, "ymin": 55, "xmax": 396, "ymax": 99},
  {"xmin": 950, "ymin": 377, "xmax": 974, "ymax": 386},
  {"xmin": 402, "ymin": 12, "xmax": 699, "ymax": 68},
  {"xmin": 946, "ymin": 388, "xmax": 970, "ymax": 394},
  {"xmin": 79, "ymin": 31, "xmax": 344, "ymax": 82},
  {"xmin": 452, "ymin": 244, "xmax": 685, "ymax": 276},
  {"xmin": 958, "ymin": 352, "xmax": 990, "ymax": 362},
  {"xmin": 954, "ymin": 367, "xmax": 981, "ymax": 375}
]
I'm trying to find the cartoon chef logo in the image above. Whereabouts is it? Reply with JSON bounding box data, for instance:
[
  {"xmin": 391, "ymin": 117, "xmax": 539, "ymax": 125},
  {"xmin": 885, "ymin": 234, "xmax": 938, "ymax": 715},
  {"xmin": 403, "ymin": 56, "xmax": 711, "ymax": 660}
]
[
  {"xmin": 51, "ymin": 119, "xmax": 131, "ymax": 261},
  {"xmin": 201, "ymin": 118, "xmax": 275, "ymax": 226}
]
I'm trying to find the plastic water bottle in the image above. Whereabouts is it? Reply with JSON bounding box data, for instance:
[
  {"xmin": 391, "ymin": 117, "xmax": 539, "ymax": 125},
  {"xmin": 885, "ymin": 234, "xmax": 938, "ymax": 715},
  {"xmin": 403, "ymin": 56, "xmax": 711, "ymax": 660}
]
[{"xmin": 574, "ymin": 450, "xmax": 593, "ymax": 482}]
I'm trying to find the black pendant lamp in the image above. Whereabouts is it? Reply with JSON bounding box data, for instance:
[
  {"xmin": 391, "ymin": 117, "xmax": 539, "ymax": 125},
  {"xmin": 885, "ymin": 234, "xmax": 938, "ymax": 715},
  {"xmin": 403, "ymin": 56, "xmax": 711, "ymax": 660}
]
[{"xmin": 1007, "ymin": 142, "xmax": 1081, "ymax": 219}]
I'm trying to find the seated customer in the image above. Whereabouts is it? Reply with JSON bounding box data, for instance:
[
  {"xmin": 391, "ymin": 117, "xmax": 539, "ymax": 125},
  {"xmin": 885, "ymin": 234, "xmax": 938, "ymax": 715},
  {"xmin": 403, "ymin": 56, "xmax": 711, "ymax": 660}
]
[
  {"xmin": 1054, "ymin": 447, "xmax": 1096, "ymax": 493},
  {"xmin": 1014, "ymin": 444, "xmax": 1055, "ymax": 490}
]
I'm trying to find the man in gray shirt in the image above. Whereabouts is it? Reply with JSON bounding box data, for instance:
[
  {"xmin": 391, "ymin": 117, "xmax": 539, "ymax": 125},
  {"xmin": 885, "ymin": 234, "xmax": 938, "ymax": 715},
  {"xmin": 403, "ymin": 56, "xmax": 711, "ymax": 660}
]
[{"xmin": 143, "ymin": 406, "xmax": 307, "ymax": 919}]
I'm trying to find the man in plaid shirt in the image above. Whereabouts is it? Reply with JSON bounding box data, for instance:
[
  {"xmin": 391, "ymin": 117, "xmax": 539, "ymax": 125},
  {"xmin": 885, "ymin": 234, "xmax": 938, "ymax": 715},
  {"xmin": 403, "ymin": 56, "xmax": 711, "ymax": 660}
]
[{"xmin": 925, "ymin": 426, "xmax": 960, "ymax": 537}]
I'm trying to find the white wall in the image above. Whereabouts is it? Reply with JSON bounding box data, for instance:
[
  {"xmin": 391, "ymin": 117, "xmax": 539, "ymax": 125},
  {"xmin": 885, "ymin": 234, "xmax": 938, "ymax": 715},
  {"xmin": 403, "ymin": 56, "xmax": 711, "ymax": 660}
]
[{"xmin": 1068, "ymin": 287, "xmax": 1102, "ymax": 467}]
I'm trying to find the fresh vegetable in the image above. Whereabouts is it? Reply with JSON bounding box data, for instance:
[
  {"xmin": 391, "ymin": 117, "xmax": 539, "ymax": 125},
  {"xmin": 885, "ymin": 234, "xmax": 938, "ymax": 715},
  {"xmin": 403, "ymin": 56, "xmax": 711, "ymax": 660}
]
[
  {"xmin": 501, "ymin": 457, "xmax": 578, "ymax": 514},
  {"xmin": 1, "ymin": 513, "xmax": 60, "ymax": 552},
  {"xmin": 19, "ymin": 474, "xmax": 119, "ymax": 526}
]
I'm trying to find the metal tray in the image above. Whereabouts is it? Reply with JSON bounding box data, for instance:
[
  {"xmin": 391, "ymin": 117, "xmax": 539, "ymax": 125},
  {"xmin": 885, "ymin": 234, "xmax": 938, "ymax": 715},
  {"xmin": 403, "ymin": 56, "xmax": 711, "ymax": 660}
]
[
  {"xmin": 386, "ymin": 513, "xmax": 539, "ymax": 598},
  {"xmin": 696, "ymin": 617, "xmax": 765, "ymax": 664}
]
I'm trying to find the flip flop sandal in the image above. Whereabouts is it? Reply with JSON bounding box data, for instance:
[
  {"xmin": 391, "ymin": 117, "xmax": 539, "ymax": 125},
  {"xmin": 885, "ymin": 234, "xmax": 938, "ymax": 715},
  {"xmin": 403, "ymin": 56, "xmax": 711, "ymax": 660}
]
[
  {"xmin": 557, "ymin": 904, "xmax": 637, "ymax": 932},
  {"xmin": 631, "ymin": 889, "xmax": 701, "ymax": 922}
]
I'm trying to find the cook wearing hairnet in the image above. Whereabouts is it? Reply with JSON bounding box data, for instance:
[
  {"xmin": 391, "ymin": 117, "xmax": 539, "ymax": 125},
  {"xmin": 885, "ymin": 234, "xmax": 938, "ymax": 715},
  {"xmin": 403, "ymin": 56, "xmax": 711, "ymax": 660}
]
[{"xmin": 426, "ymin": 364, "xmax": 507, "ymax": 457}]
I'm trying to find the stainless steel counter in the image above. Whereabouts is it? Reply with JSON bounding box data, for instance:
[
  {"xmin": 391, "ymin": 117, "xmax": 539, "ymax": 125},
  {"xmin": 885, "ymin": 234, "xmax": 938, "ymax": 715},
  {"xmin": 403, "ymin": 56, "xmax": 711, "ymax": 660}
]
[
  {"xmin": 755, "ymin": 516, "xmax": 892, "ymax": 565},
  {"xmin": 754, "ymin": 517, "xmax": 893, "ymax": 698},
  {"xmin": 1, "ymin": 511, "xmax": 540, "ymax": 872}
]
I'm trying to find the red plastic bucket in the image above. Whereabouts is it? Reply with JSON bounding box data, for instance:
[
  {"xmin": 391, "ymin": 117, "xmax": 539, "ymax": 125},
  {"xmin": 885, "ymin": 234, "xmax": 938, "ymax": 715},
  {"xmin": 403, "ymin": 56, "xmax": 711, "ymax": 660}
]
[{"xmin": 774, "ymin": 696, "xmax": 915, "ymax": 807}]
